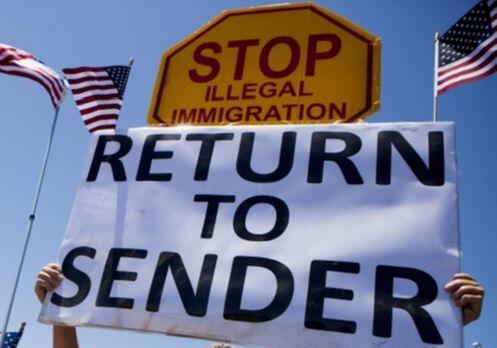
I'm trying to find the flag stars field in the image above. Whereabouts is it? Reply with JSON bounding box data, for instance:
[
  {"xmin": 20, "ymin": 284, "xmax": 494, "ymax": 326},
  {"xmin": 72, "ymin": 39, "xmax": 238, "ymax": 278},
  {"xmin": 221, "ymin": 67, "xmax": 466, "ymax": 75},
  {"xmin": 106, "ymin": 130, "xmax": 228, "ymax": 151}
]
[{"xmin": 436, "ymin": 0, "xmax": 497, "ymax": 95}]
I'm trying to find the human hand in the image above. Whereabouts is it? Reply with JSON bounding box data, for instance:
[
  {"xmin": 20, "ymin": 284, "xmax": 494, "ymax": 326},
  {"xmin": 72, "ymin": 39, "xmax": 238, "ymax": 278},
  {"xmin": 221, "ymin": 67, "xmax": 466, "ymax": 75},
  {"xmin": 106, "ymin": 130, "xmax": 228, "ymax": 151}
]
[
  {"xmin": 34, "ymin": 263, "xmax": 63, "ymax": 303},
  {"xmin": 445, "ymin": 273, "xmax": 484, "ymax": 325}
]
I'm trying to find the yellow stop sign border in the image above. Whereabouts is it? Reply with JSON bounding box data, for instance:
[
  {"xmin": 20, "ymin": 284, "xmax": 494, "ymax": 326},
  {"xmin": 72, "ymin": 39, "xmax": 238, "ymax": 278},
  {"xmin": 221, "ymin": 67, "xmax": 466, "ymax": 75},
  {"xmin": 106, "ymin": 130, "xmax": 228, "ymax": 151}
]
[{"xmin": 147, "ymin": 2, "xmax": 381, "ymax": 126}]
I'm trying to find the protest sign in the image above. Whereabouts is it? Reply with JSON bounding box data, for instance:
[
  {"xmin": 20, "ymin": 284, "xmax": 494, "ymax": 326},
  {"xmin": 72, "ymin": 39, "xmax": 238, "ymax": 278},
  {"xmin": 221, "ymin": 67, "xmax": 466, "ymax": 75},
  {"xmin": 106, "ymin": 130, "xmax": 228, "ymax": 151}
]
[
  {"xmin": 40, "ymin": 122, "xmax": 460, "ymax": 347},
  {"xmin": 147, "ymin": 3, "xmax": 381, "ymax": 126}
]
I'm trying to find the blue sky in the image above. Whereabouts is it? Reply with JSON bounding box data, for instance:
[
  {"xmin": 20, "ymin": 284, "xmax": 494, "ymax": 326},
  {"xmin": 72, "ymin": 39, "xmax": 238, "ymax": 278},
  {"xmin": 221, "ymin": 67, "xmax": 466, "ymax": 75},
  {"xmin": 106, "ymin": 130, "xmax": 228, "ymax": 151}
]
[{"xmin": 0, "ymin": 0, "xmax": 496, "ymax": 347}]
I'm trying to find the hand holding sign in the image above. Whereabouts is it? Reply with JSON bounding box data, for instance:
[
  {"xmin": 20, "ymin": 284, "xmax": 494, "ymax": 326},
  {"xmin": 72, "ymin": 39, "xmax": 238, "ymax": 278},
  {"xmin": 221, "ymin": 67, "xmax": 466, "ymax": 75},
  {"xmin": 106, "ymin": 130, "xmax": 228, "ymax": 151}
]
[
  {"xmin": 35, "ymin": 264, "xmax": 63, "ymax": 304},
  {"xmin": 445, "ymin": 273, "xmax": 485, "ymax": 325},
  {"xmin": 35, "ymin": 264, "xmax": 79, "ymax": 348}
]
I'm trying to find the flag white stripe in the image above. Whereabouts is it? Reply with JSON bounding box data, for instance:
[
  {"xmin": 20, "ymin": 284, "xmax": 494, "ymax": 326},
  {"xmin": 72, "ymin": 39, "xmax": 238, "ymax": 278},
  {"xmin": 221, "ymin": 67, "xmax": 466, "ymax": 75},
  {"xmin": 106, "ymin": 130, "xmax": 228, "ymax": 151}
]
[
  {"xmin": 437, "ymin": 60, "xmax": 496, "ymax": 90},
  {"xmin": 64, "ymin": 71, "xmax": 108, "ymax": 79},
  {"xmin": 438, "ymin": 40, "xmax": 497, "ymax": 81},
  {"xmin": 92, "ymin": 128, "xmax": 116, "ymax": 133},
  {"xmin": 438, "ymin": 32, "xmax": 497, "ymax": 73},
  {"xmin": 81, "ymin": 108, "xmax": 121, "ymax": 121},
  {"xmin": 0, "ymin": 64, "xmax": 62, "ymax": 103},
  {"xmin": 34, "ymin": 61, "xmax": 67, "ymax": 93},
  {"xmin": 15, "ymin": 59, "xmax": 65, "ymax": 97},
  {"xmin": 87, "ymin": 119, "xmax": 118, "ymax": 131},
  {"xmin": 68, "ymin": 79, "xmax": 114, "ymax": 90},
  {"xmin": 79, "ymin": 99, "xmax": 122, "ymax": 111},
  {"xmin": 0, "ymin": 65, "xmax": 53, "ymax": 96},
  {"xmin": 74, "ymin": 88, "xmax": 119, "ymax": 101},
  {"xmin": 0, "ymin": 46, "xmax": 30, "ymax": 56},
  {"xmin": 31, "ymin": 61, "xmax": 66, "ymax": 95}
]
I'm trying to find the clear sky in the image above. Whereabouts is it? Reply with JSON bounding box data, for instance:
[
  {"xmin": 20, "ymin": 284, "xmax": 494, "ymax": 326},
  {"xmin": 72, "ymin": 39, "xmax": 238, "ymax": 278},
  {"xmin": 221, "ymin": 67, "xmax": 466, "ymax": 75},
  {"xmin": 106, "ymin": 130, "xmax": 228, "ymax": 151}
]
[{"xmin": 0, "ymin": 0, "xmax": 496, "ymax": 347}]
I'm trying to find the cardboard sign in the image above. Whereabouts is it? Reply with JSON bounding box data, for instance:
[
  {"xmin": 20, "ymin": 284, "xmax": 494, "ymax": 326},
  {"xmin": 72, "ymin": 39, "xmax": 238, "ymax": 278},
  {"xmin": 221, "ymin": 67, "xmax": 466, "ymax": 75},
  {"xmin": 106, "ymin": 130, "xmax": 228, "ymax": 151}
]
[
  {"xmin": 147, "ymin": 3, "xmax": 381, "ymax": 126},
  {"xmin": 40, "ymin": 123, "xmax": 460, "ymax": 347}
]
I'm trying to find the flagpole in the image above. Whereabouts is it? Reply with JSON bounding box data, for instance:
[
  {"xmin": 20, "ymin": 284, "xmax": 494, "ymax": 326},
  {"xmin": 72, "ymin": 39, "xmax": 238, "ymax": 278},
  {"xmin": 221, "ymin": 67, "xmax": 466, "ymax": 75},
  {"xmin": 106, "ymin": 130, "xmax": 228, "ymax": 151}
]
[
  {"xmin": 125, "ymin": 57, "xmax": 134, "ymax": 101},
  {"xmin": 112, "ymin": 57, "xmax": 134, "ymax": 126},
  {"xmin": 0, "ymin": 105, "xmax": 62, "ymax": 347},
  {"xmin": 433, "ymin": 32, "xmax": 440, "ymax": 122}
]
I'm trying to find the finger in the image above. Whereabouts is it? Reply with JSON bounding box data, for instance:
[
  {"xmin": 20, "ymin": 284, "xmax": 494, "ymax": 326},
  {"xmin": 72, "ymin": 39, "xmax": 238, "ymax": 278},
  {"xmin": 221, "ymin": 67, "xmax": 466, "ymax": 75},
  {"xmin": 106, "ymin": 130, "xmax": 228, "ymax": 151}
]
[
  {"xmin": 460, "ymin": 294, "xmax": 483, "ymax": 307},
  {"xmin": 452, "ymin": 273, "xmax": 476, "ymax": 281},
  {"xmin": 446, "ymin": 279, "xmax": 479, "ymax": 292},
  {"xmin": 35, "ymin": 279, "xmax": 48, "ymax": 291},
  {"xmin": 43, "ymin": 265, "xmax": 62, "ymax": 276},
  {"xmin": 37, "ymin": 274, "xmax": 60, "ymax": 290},
  {"xmin": 37, "ymin": 271, "xmax": 61, "ymax": 289},
  {"xmin": 34, "ymin": 282, "xmax": 48, "ymax": 302},
  {"xmin": 445, "ymin": 279, "xmax": 479, "ymax": 293},
  {"xmin": 35, "ymin": 279, "xmax": 55, "ymax": 292},
  {"xmin": 41, "ymin": 267, "xmax": 63, "ymax": 282},
  {"xmin": 46, "ymin": 263, "xmax": 62, "ymax": 272},
  {"xmin": 454, "ymin": 285, "xmax": 484, "ymax": 300}
]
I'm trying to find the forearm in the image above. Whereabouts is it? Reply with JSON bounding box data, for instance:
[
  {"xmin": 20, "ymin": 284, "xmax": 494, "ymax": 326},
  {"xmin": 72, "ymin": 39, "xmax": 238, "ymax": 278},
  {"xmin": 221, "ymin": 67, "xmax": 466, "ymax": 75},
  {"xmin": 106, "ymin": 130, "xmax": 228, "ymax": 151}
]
[{"xmin": 53, "ymin": 326, "xmax": 78, "ymax": 348}]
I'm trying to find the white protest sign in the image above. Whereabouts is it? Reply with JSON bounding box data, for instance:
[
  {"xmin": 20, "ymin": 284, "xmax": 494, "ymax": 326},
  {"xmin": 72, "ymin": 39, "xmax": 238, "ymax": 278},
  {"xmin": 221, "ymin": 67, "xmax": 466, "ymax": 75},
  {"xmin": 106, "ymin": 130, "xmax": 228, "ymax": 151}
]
[{"xmin": 40, "ymin": 122, "xmax": 461, "ymax": 347}]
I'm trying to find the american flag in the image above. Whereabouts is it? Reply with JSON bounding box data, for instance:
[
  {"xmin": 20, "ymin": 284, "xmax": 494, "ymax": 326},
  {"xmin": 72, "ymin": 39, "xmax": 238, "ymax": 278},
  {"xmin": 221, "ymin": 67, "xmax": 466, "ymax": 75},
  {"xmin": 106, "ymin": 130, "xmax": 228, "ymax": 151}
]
[
  {"xmin": 437, "ymin": 0, "xmax": 497, "ymax": 95},
  {"xmin": 0, "ymin": 43, "xmax": 66, "ymax": 108},
  {"xmin": 63, "ymin": 65, "xmax": 131, "ymax": 133},
  {"xmin": 1, "ymin": 332, "xmax": 22, "ymax": 348},
  {"xmin": 1, "ymin": 323, "xmax": 25, "ymax": 348}
]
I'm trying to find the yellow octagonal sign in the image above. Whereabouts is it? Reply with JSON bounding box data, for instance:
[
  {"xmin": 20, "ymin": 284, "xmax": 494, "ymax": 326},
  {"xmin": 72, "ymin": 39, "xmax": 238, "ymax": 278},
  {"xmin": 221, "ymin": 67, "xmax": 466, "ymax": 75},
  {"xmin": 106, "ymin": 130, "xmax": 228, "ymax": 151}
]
[{"xmin": 147, "ymin": 2, "xmax": 381, "ymax": 126}]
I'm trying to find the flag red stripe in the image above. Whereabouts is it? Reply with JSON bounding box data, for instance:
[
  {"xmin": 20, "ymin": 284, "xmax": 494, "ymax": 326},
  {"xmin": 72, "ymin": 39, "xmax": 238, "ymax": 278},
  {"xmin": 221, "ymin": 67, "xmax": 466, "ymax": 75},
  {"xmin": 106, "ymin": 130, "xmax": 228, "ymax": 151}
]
[
  {"xmin": 55, "ymin": 78, "xmax": 66, "ymax": 94},
  {"xmin": 71, "ymin": 84, "xmax": 116, "ymax": 95},
  {"xmin": 438, "ymin": 37, "xmax": 497, "ymax": 77},
  {"xmin": 0, "ymin": 44, "xmax": 65, "ymax": 109},
  {"xmin": 438, "ymin": 64, "xmax": 497, "ymax": 95},
  {"xmin": 84, "ymin": 114, "xmax": 118, "ymax": 125},
  {"xmin": 43, "ymin": 67, "xmax": 66, "ymax": 94},
  {"xmin": 76, "ymin": 94, "xmax": 120, "ymax": 106},
  {"xmin": 63, "ymin": 66, "xmax": 106, "ymax": 74},
  {"xmin": 0, "ymin": 49, "xmax": 65, "ymax": 96},
  {"xmin": 67, "ymin": 75, "xmax": 112, "ymax": 84},
  {"xmin": 0, "ymin": 44, "xmax": 30, "ymax": 58},
  {"xmin": 0, "ymin": 54, "xmax": 32, "ymax": 64},
  {"xmin": 0, "ymin": 67, "xmax": 57, "ymax": 106},
  {"xmin": 32, "ymin": 65, "xmax": 63, "ymax": 100},
  {"xmin": 80, "ymin": 103, "xmax": 121, "ymax": 115},
  {"xmin": 0, "ymin": 47, "xmax": 32, "ymax": 58},
  {"xmin": 89, "ymin": 124, "xmax": 116, "ymax": 133},
  {"xmin": 8, "ymin": 61, "xmax": 65, "ymax": 100},
  {"xmin": 28, "ymin": 64, "xmax": 64, "ymax": 100},
  {"xmin": 438, "ymin": 49, "xmax": 497, "ymax": 84}
]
